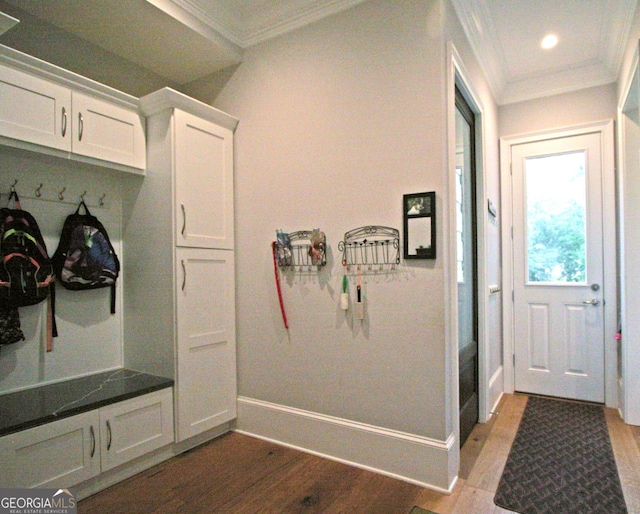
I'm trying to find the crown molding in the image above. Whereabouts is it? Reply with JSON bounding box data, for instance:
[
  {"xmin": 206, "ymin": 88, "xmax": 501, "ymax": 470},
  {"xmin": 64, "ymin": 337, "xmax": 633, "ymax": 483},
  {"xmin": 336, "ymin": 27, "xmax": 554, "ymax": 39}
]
[
  {"xmin": 171, "ymin": 0, "xmax": 368, "ymax": 48},
  {"xmin": 450, "ymin": 0, "xmax": 506, "ymax": 102},
  {"xmin": 500, "ymin": 60, "xmax": 617, "ymax": 105}
]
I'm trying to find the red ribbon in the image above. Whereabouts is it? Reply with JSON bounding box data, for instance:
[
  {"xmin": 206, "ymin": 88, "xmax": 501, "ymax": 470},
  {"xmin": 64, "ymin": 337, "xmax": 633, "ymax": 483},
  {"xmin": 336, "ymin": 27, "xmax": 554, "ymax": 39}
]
[{"xmin": 272, "ymin": 241, "xmax": 289, "ymax": 329}]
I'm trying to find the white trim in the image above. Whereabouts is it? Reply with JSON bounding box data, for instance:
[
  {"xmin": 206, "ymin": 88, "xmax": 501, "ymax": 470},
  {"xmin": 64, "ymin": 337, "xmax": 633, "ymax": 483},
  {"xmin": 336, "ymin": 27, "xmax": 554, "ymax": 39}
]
[
  {"xmin": 488, "ymin": 365, "xmax": 504, "ymax": 414},
  {"xmin": 617, "ymin": 44, "xmax": 640, "ymax": 424},
  {"xmin": 236, "ymin": 396, "xmax": 456, "ymax": 492},
  {"xmin": 500, "ymin": 120, "xmax": 617, "ymax": 406},
  {"xmin": 448, "ymin": 42, "xmax": 492, "ymax": 428}
]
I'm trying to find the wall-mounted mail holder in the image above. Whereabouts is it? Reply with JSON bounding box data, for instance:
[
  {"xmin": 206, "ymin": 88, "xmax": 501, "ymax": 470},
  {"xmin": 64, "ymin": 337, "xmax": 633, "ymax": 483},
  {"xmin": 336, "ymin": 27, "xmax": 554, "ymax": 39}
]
[
  {"xmin": 338, "ymin": 226, "xmax": 400, "ymax": 271},
  {"xmin": 274, "ymin": 229, "xmax": 326, "ymax": 270}
]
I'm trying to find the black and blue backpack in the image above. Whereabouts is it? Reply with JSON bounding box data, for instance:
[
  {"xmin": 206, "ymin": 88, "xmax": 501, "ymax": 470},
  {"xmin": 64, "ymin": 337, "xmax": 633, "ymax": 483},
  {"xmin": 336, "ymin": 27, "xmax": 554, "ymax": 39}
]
[{"xmin": 53, "ymin": 201, "xmax": 120, "ymax": 314}]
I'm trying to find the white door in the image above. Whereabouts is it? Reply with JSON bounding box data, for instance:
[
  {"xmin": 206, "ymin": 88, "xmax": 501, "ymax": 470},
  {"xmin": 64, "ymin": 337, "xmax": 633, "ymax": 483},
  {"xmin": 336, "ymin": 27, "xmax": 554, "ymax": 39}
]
[
  {"xmin": 175, "ymin": 247, "xmax": 237, "ymax": 442},
  {"xmin": 512, "ymin": 132, "xmax": 604, "ymax": 402},
  {"xmin": 0, "ymin": 63, "xmax": 71, "ymax": 151},
  {"xmin": 174, "ymin": 109, "xmax": 234, "ymax": 250},
  {"xmin": 72, "ymin": 91, "xmax": 146, "ymax": 169}
]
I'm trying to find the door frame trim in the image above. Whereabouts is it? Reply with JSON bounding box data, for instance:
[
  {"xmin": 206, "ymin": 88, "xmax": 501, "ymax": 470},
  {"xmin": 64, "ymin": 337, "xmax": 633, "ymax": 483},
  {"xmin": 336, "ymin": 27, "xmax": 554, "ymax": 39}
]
[
  {"xmin": 447, "ymin": 42, "xmax": 490, "ymax": 431},
  {"xmin": 500, "ymin": 120, "xmax": 617, "ymax": 406}
]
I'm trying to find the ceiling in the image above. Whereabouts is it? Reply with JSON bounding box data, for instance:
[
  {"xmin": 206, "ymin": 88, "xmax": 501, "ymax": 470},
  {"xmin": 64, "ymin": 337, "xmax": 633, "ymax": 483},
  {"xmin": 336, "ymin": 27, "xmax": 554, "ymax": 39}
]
[{"xmin": 3, "ymin": 0, "xmax": 638, "ymax": 105}]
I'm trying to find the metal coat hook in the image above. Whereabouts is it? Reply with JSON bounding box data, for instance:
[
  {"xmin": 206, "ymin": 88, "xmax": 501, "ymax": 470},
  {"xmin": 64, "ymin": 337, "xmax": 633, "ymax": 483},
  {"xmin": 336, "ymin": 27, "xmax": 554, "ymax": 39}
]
[
  {"xmin": 10, "ymin": 179, "xmax": 17, "ymax": 192},
  {"xmin": 35, "ymin": 183, "xmax": 43, "ymax": 197},
  {"xmin": 58, "ymin": 187, "xmax": 66, "ymax": 201},
  {"xmin": 99, "ymin": 194, "xmax": 106, "ymax": 206},
  {"xmin": 80, "ymin": 191, "xmax": 87, "ymax": 201}
]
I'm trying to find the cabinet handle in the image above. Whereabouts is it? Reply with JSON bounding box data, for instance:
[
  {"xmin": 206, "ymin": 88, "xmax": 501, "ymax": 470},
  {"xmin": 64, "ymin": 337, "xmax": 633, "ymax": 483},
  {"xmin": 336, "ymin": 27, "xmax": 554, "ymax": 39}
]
[
  {"xmin": 106, "ymin": 420, "xmax": 112, "ymax": 451},
  {"xmin": 181, "ymin": 203, "xmax": 186, "ymax": 236},
  {"xmin": 90, "ymin": 425, "xmax": 96, "ymax": 458},
  {"xmin": 181, "ymin": 260, "xmax": 186, "ymax": 291},
  {"xmin": 78, "ymin": 112, "xmax": 84, "ymax": 141},
  {"xmin": 61, "ymin": 107, "xmax": 67, "ymax": 137}
]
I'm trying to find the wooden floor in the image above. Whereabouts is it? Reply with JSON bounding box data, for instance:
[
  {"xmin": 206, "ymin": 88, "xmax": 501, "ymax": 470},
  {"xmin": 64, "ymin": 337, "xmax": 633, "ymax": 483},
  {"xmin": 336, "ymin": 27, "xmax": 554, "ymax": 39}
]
[{"xmin": 78, "ymin": 394, "xmax": 640, "ymax": 513}]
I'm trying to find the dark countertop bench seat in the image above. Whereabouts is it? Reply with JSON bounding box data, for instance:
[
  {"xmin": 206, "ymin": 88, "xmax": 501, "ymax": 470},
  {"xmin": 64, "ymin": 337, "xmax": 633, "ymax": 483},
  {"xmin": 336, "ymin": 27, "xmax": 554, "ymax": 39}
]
[{"xmin": 0, "ymin": 369, "xmax": 174, "ymax": 437}]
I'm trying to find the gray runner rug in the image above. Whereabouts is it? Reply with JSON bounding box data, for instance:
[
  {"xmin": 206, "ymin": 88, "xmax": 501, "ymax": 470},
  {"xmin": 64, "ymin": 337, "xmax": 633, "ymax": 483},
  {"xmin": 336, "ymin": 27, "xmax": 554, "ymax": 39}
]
[{"xmin": 494, "ymin": 395, "xmax": 627, "ymax": 513}]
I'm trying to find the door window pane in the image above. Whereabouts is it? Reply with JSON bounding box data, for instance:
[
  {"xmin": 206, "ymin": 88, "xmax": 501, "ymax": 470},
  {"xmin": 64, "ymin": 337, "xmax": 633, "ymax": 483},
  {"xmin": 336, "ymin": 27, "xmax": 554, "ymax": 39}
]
[{"xmin": 526, "ymin": 151, "xmax": 586, "ymax": 283}]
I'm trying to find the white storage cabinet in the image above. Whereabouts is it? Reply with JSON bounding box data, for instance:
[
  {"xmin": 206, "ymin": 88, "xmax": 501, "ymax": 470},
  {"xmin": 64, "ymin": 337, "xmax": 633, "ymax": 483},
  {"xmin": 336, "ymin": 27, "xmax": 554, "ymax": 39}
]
[
  {"xmin": 125, "ymin": 88, "xmax": 238, "ymax": 443},
  {"xmin": 0, "ymin": 44, "xmax": 145, "ymax": 172},
  {"xmin": 0, "ymin": 388, "xmax": 173, "ymax": 489}
]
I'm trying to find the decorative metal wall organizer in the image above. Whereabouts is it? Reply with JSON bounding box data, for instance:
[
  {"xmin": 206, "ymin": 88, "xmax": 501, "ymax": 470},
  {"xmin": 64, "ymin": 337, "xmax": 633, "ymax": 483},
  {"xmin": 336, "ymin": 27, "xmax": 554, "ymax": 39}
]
[
  {"xmin": 339, "ymin": 226, "xmax": 400, "ymax": 271},
  {"xmin": 274, "ymin": 229, "xmax": 326, "ymax": 269}
]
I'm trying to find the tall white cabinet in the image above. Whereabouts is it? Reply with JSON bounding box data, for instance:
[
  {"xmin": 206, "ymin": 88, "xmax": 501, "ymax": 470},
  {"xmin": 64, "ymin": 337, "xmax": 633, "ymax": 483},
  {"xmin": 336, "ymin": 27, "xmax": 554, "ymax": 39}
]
[{"xmin": 125, "ymin": 88, "xmax": 238, "ymax": 442}]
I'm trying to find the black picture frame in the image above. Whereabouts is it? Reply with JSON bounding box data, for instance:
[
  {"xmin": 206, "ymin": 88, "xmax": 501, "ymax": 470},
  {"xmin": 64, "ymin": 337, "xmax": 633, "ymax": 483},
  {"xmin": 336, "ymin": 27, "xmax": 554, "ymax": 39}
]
[{"xmin": 403, "ymin": 191, "xmax": 436, "ymax": 259}]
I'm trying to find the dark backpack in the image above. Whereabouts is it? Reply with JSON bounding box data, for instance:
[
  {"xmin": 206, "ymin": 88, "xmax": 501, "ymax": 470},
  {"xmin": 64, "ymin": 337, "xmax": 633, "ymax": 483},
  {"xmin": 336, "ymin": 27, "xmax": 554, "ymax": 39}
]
[
  {"xmin": 0, "ymin": 191, "xmax": 55, "ymax": 307},
  {"xmin": 0, "ymin": 191, "xmax": 57, "ymax": 347},
  {"xmin": 53, "ymin": 201, "xmax": 120, "ymax": 314}
]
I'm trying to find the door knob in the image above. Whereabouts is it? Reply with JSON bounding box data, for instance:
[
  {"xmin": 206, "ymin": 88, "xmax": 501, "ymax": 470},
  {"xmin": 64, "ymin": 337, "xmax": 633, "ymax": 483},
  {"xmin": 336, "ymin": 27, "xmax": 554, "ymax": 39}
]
[{"xmin": 582, "ymin": 299, "xmax": 599, "ymax": 306}]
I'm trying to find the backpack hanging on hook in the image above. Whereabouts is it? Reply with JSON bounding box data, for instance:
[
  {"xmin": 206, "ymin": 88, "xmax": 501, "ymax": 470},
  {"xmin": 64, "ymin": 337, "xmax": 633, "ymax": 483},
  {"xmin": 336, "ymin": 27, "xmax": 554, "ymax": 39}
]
[
  {"xmin": 53, "ymin": 200, "xmax": 120, "ymax": 313},
  {"xmin": 0, "ymin": 190, "xmax": 57, "ymax": 350}
]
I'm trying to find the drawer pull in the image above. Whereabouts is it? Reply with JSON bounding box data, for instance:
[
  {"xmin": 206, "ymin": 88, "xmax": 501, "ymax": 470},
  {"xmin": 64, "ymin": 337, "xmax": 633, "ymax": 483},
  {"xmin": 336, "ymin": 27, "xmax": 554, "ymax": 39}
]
[
  {"xmin": 78, "ymin": 112, "xmax": 84, "ymax": 141},
  {"xmin": 61, "ymin": 107, "xmax": 67, "ymax": 137},
  {"xmin": 106, "ymin": 420, "xmax": 112, "ymax": 451},
  {"xmin": 89, "ymin": 425, "xmax": 96, "ymax": 458}
]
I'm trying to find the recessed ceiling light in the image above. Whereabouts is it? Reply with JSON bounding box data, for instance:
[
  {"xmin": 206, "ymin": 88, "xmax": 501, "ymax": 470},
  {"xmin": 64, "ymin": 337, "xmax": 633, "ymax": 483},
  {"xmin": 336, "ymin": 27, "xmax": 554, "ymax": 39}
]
[{"xmin": 541, "ymin": 34, "xmax": 558, "ymax": 49}]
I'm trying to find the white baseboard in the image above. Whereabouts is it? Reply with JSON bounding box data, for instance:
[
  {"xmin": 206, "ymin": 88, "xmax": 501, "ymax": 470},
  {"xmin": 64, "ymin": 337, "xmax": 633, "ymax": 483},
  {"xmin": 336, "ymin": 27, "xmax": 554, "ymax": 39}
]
[{"xmin": 236, "ymin": 396, "xmax": 457, "ymax": 492}]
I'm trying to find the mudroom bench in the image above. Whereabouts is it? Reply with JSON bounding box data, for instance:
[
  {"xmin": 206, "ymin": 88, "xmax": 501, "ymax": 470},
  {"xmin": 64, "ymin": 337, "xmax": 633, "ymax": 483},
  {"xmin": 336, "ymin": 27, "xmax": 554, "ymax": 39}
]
[{"xmin": 0, "ymin": 369, "xmax": 174, "ymax": 492}]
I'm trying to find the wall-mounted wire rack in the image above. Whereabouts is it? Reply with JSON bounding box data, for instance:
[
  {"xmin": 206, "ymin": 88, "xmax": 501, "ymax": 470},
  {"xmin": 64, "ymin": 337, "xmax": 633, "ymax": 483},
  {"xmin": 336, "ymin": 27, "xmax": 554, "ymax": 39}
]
[
  {"xmin": 274, "ymin": 229, "xmax": 326, "ymax": 270},
  {"xmin": 338, "ymin": 226, "xmax": 400, "ymax": 271}
]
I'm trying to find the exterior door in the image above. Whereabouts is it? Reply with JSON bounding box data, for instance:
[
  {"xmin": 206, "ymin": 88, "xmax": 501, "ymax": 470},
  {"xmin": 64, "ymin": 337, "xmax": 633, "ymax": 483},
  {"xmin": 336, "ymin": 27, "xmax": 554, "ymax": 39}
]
[
  {"xmin": 512, "ymin": 133, "xmax": 604, "ymax": 402},
  {"xmin": 455, "ymin": 88, "xmax": 478, "ymax": 446}
]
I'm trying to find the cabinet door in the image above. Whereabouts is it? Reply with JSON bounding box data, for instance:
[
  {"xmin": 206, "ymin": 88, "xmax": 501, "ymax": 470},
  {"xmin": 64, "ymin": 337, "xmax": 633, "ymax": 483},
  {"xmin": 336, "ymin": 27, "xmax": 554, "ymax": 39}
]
[
  {"xmin": 72, "ymin": 91, "xmax": 146, "ymax": 170},
  {"xmin": 0, "ymin": 411, "xmax": 100, "ymax": 488},
  {"xmin": 0, "ymin": 63, "xmax": 71, "ymax": 151},
  {"xmin": 100, "ymin": 388, "xmax": 174, "ymax": 471},
  {"xmin": 174, "ymin": 110, "xmax": 234, "ymax": 250},
  {"xmin": 176, "ymin": 247, "xmax": 236, "ymax": 442}
]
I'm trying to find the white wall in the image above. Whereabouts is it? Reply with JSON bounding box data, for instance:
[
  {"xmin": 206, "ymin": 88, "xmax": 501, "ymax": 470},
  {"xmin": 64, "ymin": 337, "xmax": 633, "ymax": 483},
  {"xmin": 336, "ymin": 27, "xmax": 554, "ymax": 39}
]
[
  {"xmin": 499, "ymin": 84, "xmax": 617, "ymax": 137},
  {"xmin": 215, "ymin": 0, "xmax": 448, "ymax": 442},
  {"xmin": 0, "ymin": 148, "xmax": 124, "ymax": 393}
]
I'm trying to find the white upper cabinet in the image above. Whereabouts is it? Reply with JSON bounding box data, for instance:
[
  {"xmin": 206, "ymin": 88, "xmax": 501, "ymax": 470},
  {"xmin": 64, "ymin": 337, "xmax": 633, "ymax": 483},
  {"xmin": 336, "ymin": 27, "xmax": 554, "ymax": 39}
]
[
  {"xmin": 0, "ymin": 63, "xmax": 71, "ymax": 151},
  {"xmin": 71, "ymin": 91, "xmax": 145, "ymax": 170},
  {"xmin": 0, "ymin": 44, "xmax": 145, "ymax": 173},
  {"xmin": 174, "ymin": 109, "xmax": 234, "ymax": 249}
]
